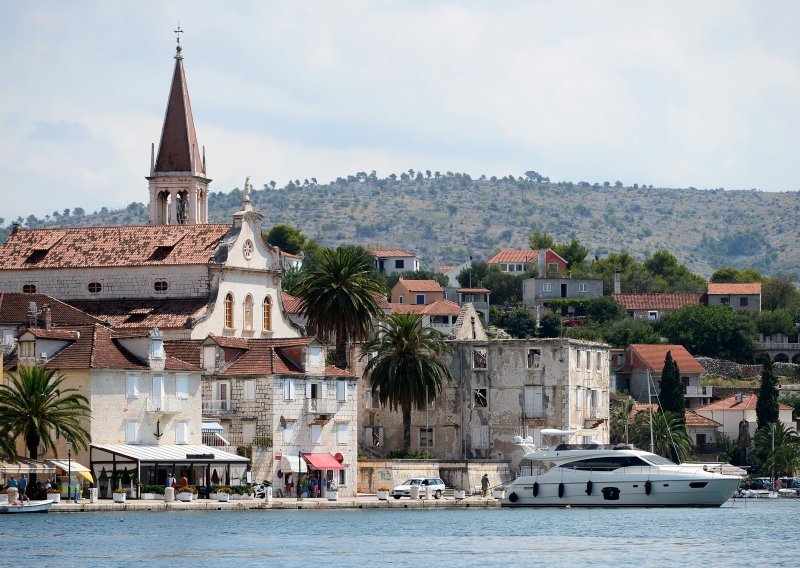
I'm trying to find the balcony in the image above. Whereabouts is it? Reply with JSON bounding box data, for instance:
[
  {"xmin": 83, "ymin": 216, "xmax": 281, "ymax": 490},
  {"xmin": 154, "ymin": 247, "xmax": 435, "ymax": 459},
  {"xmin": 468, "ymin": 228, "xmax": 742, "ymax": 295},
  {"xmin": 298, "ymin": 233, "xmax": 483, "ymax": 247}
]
[
  {"xmin": 202, "ymin": 399, "xmax": 238, "ymax": 415},
  {"xmin": 684, "ymin": 386, "xmax": 712, "ymax": 397},
  {"xmin": 306, "ymin": 398, "xmax": 339, "ymax": 415},
  {"xmin": 145, "ymin": 396, "xmax": 183, "ymax": 414}
]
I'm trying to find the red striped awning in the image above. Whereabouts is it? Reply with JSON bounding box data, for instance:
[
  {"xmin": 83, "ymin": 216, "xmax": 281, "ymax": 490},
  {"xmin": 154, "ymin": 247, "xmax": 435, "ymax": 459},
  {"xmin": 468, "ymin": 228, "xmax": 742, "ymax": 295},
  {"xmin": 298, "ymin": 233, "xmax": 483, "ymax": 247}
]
[{"xmin": 301, "ymin": 453, "xmax": 344, "ymax": 470}]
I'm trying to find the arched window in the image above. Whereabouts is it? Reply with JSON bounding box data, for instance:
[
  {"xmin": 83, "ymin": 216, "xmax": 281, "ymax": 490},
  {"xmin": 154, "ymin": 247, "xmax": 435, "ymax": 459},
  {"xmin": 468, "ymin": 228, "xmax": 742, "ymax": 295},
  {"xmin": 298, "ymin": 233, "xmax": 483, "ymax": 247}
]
[
  {"xmin": 88, "ymin": 282, "xmax": 102, "ymax": 294},
  {"xmin": 22, "ymin": 284, "xmax": 36, "ymax": 294},
  {"xmin": 224, "ymin": 293, "xmax": 234, "ymax": 329},
  {"xmin": 243, "ymin": 294, "xmax": 254, "ymax": 331},
  {"xmin": 263, "ymin": 296, "xmax": 272, "ymax": 331}
]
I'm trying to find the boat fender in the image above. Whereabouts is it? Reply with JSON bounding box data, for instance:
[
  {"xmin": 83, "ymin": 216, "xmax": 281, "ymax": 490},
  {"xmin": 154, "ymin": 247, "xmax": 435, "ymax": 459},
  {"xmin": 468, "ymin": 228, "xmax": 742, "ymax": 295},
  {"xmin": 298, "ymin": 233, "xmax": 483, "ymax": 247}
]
[
  {"xmin": 508, "ymin": 492, "xmax": 518, "ymax": 503},
  {"xmin": 532, "ymin": 482, "xmax": 539, "ymax": 497},
  {"xmin": 645, "ymin": 480, "xmax": 652, "ymax": 496},
  {"xmin": 558, "ymin": 483, "xmax": 565, "ymax": 498},
  {"xmin": 585, "ymin": 480, "xmax": 593, "ymax": 496}
]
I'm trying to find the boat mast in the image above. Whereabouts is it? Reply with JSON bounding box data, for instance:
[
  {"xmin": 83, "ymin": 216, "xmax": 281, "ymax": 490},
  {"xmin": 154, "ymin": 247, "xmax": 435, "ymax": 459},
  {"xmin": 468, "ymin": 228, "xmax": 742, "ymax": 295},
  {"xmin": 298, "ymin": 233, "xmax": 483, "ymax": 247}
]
[{"xmin": 647, "ymin": 369, "xmax": 654, "ymax": 453}]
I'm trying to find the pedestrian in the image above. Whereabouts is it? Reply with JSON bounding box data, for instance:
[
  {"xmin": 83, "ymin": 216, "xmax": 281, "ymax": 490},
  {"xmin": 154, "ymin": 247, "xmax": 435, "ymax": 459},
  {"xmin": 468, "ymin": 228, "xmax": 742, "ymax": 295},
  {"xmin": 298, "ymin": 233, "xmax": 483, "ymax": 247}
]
[
  {"xmin": 311, "ymin": 477, "xmax": 319, "ymax": 498},
  {"xmin": 8, "ymin": 476, "xmax": 17, "ymax": 489},
  {"xmin": 179, "ymin": 473, "xmax": 188, "ymax": 488},
  {"xmin": 20, "ymin": 475, "xmax": 27, "ymax": 501},
  {"xmin": 166, "ymin": 472, "xmax": 176, "ymax": 489},
  {"xmin": 481, "ymin": 474, "xmax": 490, "ymax": 497}
]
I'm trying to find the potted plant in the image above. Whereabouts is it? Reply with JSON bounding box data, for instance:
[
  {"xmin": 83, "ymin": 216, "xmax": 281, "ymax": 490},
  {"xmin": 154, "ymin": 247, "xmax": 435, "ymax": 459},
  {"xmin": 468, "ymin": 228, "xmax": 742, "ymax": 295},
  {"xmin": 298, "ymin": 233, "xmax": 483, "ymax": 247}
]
[
  {"xmin": 177, "ymin": 486, "xmax": 197, "ymax": 502},
  {"xmin": 492, "ymin": 486, "xmax": 506, "ymax": 499},
  {"xmin": 47, "ymin": 487, "xmax": 61, "ymax": 503},
  {"xmin": 327, "ymin": 487, "xmax": 339, "ymax": 501},
  {"xmin": 141, "ymin": 485, "xmax": 165, "ymax": 500},
  {"xmin": 113, "ymin": 488, "xmax": 127, "ymax": 503},
  {"xmin": 213, "ymin": 486, "xmax": 233, "ymax": 502},
  {"xmin": 242, "ymin": 484, "xmax": 254, "ymax": 500},
  {"xmin": 232, "ymin": 485, "xmax": 245, "ymax": 500},
  {"xmin": 376, "ymin": 486, "xmax": 390, "ymax": 501},
  {"xmin": 453, "ymin": 486, "xmax": 466, "ymax": 500}
]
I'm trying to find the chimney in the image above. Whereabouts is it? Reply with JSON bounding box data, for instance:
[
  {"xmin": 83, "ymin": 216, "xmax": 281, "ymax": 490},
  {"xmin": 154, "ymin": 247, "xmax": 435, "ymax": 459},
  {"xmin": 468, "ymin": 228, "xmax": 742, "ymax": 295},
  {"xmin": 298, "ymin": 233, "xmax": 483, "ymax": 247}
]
[
  {"xmin": 148, "ymin": 327, "xmax": 166, "ymax": 371},
  {"xmin": 41, "ymin": 305, "xmax": 52, "ymax": 330},
  {"xmin": 614, "ymin": 271, "xmax": 621, "ymax": 294},
  {"xmin": 538, "ymin": 249, "xmax": 547, "ymax": 278},
  {"xmin": 28, "ymin": 301, "xmax": 38, "ymax": 327}
]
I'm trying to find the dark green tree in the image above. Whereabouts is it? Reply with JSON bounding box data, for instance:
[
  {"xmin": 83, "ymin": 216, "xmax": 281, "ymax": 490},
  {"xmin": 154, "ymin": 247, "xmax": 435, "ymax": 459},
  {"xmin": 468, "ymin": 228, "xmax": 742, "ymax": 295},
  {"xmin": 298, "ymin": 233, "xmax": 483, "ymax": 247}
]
[
  {"xmin": 756, "ymin": 355, "xmax": 779, "ymax": 431},
  {"xmin": 658, "ymin": 351, "xmax": 685, "ymax": 418},
  {"xmin": 657, "ymin": 304, "xmax": 755, "ymax": 362},
  {"xmin": 538, "ymin": 313, "xmax": 561, "ymax": 338},
  {"xmin": 632, "ymin": 410, "xmax": 693, "ymax": 462},
  {"xmin": 585, "ymin": 296, "xmax": 626, "ymax": 324},
  {"xmin": 293, "ymin": 246, "xmax": 387, "ymax": 369},
  {"xmin": 553, "ymin": 237, "xmax": 589, "ymax": 269},
  {"xmin": 602, "ymin": 318, "xmax": 660, "ymax": 348},
  {"xmin": 0, "ymin": 366, "xmax": 91, "ymax": 461},
  {"xmin": 709, "ymin": 267, "xmax": 761, "ymax": 283},
  {"xmin": 361, "ymin": 313, "xmax": 453, "ymax": 451},
  {"xmin": 264, "ymin": 224, "xmax": 306, "ymax": 255},
  {"xmin": 761, "ymin": 276, "xmax": 800, "ymax": 311},
  {"xmin": 528, "ymin": 228, "xmax": 554, "ymax": 250},
  {"xmin": 495, "ymin": 307, "xmax": 538, "ymax": 338}
]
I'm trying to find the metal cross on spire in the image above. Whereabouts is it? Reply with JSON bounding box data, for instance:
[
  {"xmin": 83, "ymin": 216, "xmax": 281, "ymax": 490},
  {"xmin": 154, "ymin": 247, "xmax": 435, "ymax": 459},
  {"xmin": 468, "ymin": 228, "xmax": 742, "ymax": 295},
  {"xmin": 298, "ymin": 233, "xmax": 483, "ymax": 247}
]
[{"xmin": 174, "ymin": 25, "xmax": 184, "ymax": 46}]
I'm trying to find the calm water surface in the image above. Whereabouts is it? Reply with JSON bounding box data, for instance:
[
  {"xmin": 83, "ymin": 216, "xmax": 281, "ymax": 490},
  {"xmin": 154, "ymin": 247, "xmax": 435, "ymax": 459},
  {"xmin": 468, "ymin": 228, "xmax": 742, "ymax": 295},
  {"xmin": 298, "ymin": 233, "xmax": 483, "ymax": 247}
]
[{"xmin": 1, "ymin": 499, "xmax": 797, "ymax": 567}]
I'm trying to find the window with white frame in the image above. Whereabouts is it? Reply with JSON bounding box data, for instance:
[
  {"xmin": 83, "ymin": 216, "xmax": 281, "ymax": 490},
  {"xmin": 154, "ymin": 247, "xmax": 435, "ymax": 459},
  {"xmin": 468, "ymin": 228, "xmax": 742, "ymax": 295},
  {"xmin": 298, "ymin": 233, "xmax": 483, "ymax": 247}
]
[
  {"xmin": 399, "ymin": 295, "xmax": 404, "ymax": 304},
  {"xmin": 283, "ymin": 379, "xmax": 295, "ymax": 400},
  {"xmin": 576, "ymin": 387, "xmax": 583, "ymax": 411},
  {"xmin": 244, "ymin": 379, "xmax": 256, "ymax": 401},
  {"xmin": 419, "ymin": 427, "xmax": 434, "ymax": 448},
  {"xmin": 576, "ymin": 350, "xmax": 582, "ymax": 369},
  {"xmin": 542, "ymin": 282, "xmax": 552, "ymax": 293},
  {"xmin": 336, "ymin": 381, "xmax": 348, "ymax": 401},
  {"xmin": 243, "ymin": 422, "xmax": 256, "ymax": 444},
  {"xmin": 336, "ymin": 422, "xmax": 349, "ymax": 444},
  {"xmin": 176, "ymin": 421, "xmax": 188, "ymax": 444},
  {"xmin": 524, "ymin": 386, "xmax": 544, "ymax": 418},
  {"xmin": 578, "ymin": 282, "xmax": 588, "ymax": 293},
  {"xmin": 311, "ymin": 424, "xmax": 322, "ymax": 445},
  {"xmin": 176, "ymin": 374, "xmax": 189, "ymax": 399},
  {"xmin": 19, "ymin": 340, "xmax": 35, "ymax": 359},
  {"xmin": 282, "ymin": 420, "xmax": 296, "ymax": 444},
  {"xmin": 308, "ymin": 346, "xmax": 324, "ymax": 368},
  {"xmin": 648, "ymin": 310, "xmax": 658, "ymax": 320},
  {"xmin": 203, "ymin": 346, "xmax": 216, "ymax": 369},
  {"xmin": 415, "ymin": 294, "xmax": 425, "ymax": 304},
  {"xmin": 152, "ymin": 374, "xmax": 165, "ymax": 404},
  {"xmin": 126, "ymin": 373, "xmax": 139, "ymax": 399},
  {"xmin": 126, "ymin": 421, "xmax": 140, "ymax": 444}
]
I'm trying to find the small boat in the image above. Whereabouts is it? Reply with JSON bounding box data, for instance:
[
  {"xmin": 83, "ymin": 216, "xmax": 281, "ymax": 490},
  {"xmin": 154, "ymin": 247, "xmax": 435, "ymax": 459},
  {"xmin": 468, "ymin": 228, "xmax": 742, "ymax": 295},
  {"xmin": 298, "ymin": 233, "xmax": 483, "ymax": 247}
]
[
  {"xmin": 0, "ymin": 499, "xmax": 54, "ymax": 514},
  {"xmin": 501, "ymin": 429, "xmax": 742, "ymax": 508}
]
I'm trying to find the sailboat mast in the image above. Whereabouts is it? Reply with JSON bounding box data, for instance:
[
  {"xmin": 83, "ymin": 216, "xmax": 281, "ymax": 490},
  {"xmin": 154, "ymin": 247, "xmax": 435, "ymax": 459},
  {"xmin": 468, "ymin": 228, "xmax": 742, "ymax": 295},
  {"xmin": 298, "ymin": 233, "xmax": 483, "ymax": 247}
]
[{"xmin": 647, "ymin": 370, "xmax": 654, "ymax": 453}]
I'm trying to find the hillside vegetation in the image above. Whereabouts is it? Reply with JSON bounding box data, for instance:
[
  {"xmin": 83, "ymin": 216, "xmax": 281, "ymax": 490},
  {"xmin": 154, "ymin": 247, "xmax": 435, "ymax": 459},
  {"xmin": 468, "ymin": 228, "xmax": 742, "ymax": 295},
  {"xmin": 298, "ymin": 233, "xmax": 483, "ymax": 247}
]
[{"xmin": 4, "ymin": 172, "xmax": 799, "ymax": 278}]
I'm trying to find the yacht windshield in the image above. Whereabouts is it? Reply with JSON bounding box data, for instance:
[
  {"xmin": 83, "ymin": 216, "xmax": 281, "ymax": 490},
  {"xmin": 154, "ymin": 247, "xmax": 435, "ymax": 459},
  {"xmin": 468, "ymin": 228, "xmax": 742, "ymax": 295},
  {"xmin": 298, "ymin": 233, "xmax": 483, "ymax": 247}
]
[{"xmin": 642, "ymin": 453, "xmax": 678, "ymax": 466}]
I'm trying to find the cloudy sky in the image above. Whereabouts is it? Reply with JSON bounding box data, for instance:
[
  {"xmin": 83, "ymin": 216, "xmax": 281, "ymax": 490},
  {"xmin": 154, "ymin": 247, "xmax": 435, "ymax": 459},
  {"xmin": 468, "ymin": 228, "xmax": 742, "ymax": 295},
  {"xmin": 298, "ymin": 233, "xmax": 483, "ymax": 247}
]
[{"xmin": 1, "ymin": 1, "xmax": 798, "ymax": 222}]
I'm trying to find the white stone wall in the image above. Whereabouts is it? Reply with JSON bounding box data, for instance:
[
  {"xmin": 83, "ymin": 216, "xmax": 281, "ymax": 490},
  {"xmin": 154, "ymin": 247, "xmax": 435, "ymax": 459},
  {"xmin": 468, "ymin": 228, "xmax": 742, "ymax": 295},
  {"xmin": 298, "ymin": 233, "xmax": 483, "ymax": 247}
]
[{"xmin": 0, "ymin": 265, "xmax": 210, "ymax": 300}]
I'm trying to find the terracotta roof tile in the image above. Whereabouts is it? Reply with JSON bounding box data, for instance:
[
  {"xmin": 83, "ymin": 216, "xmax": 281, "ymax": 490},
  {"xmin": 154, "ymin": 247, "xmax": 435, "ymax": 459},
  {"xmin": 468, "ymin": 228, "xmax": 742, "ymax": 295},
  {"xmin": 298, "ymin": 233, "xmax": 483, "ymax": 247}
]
[
  {"xmin": 68, "ymin": 298, "xmax": 208, "ymax": 329},
  {"xmin": 696, "ymin": 394, "xmax": 792, "ymax": 412},
  {"xmin": 612, "ymin": 293, "xmax": 703, "ymax": 311},
  {"xmin": 389, "ymin": 299, "xmax": 462, "ymax": 316},
  {"xmin": 397, "ymin": 279, "xmax": 443, "ymax": 292},
  {"xmin": 24, "ymin": 328, "xmax": 81, "ymax": 340},
  {"xmin": 623, "ymin": 344, "xmax": 705, "ymax": 374},
  {"xmin": 370, "ymin": 249, "xmax": 416, "ymax": 258},
  {"xmin": 685, "ymin": 411, "xmax": 722, "ymax": 428},
  {"xmin": 281, "ymin": 292, "xmax": 303, "ymax": 314},
  {"xmin": 486, "ymin": 249, "xmax": 540, "ymax": 264},
  {"xmin": 0, "ymin": 293, "xmax": 104, "ymax": 326},
  {"xmin": 707, "ymin": 283, "xmax": 762, "ymax": 295},
  {"xmin": 0, "ymin": 224, "xmax": 229, "ymax": 269}
]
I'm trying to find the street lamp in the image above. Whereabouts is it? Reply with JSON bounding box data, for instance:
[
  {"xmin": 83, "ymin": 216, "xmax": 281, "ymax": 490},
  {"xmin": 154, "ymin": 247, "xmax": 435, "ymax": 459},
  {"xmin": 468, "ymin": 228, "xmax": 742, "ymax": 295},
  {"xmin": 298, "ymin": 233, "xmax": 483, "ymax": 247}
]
[{"xmin": 66, "ymin": 441, "xmax": 73, "ymax": 503}]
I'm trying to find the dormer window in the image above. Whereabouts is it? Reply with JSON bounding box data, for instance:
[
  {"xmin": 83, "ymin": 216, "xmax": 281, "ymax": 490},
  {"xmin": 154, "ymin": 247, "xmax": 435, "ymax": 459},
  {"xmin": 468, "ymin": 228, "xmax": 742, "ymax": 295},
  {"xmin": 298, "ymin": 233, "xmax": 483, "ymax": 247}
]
[
  {"xmin": 19, "ymin": 340, "xmax": 35, "ymax": 359},
  {"xmin": 203, "ymin": 345, "xmax": 217, "ymax": 370},
  {"xmin": 88, "ymin": 282, "xmax": 102, "ymax": 294}
]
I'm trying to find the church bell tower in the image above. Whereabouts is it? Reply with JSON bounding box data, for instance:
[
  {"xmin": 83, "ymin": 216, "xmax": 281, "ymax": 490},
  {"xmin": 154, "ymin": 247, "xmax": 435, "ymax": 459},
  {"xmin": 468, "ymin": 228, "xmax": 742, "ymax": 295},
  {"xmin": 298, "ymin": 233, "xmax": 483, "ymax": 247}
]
[{"xmin": 147, "ymin": 30, "xmax": 210, "ymax": 225}]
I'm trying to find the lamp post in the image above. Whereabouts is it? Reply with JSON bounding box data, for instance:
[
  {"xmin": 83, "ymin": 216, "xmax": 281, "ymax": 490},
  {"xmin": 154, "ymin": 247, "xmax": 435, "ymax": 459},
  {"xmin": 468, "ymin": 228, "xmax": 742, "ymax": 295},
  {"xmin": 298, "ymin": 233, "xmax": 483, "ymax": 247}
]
[{"xmin": 66, "ymin": 441, "xmax": 73, "ymax": 502}]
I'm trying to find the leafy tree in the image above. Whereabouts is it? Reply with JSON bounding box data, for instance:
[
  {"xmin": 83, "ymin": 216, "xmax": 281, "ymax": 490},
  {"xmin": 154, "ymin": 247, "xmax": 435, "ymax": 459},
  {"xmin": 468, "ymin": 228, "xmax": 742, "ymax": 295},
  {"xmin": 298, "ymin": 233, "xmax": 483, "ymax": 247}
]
[
  {"xmin": 528, "ymin": 228, "xmax": 554, "ymax": 250},
  {"xmin": 755, "ymin": 309, "xmax": 796, "ymax": 336},
  {"xmin": 264, "ymin": 224, "xmax": 306, "ymax": 255},
  {"xmin": 0, "ymin": 366, "xmax": 91, "ymax": 461},
  {"xmin": 361, "ymin": 313, "xmax": 453, "ymax": 451},
  {"xmin": 293, "ymin": 246, "xmax": 387, "ymax": 369},
  {"xmin": 456, "ymin": 260, "xmax": 489, "ymax": 288},
  {"xmin": 761, "ymin": 276, "xmax": 800, "ymax": 311},
  {"xmin": 457, "ymin": 262, "xmax": 525, "ymax": 305},
  {"xmin": 658, "ymin": 352, "xmax": 685, "ymax": 418},
  {"xmin": 585, "ymin": 296, "xmax": 626, "ymax": 324},
  {"xmin": 609, "ymin": 398, "xmax": 635, "ymax": 444},
  {"xmin": 756, "ymin": 355, "xmax": 779, "ymax": 431},
  {"xmin": 754, "ymin": 422, "xmax": 800, "ymax": 477},
  {"xmin": 657, "ymin": 304, "xmax": 755, "ymax": 362},
  {"xmin": 779, "ymin": 392, "xmax": 800, "ymax": 420},
  {"xmin": 494, "ymin": 307, "xmax": 537, "ymax": 338},
  {"xmin": 643, "ymin": 249, "xmax": 706, "ymax": 293},
  {"xmin": 632, "ymin": 410, "xmax": 693, "ymax": 462},
  {"xmin": 602, "ymin": 318, "xmax": 660, "ymax": 348},
  {"xmin": 552, "ymin": 238, "xmax": 589, "ymax": 269},
  {"xmin": 386, "ymin": 270, "xmax": 448, "ymax": 290},
  {"xmin": 538, "ymin": 313, "xmax": 561, "ymax": 338},
  {"xmin": 710, "ymin": 267, "xmax": 761, "ymax": 283},
  {"xmin": 586, "ymin": 252, "xmax": 653, "ymax": 294}
]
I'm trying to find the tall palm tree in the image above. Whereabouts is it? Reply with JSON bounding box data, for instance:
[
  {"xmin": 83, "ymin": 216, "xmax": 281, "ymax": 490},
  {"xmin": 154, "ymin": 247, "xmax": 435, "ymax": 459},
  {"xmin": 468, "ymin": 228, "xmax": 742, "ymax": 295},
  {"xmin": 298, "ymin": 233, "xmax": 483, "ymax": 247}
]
[
  {"xmin": 632, "ymin": 410, "xmax": 694, "ymax": 463},
  {"xmin": 0, "ymin": 366, "xmax": 91, "ymax": 461},
  {"xmin": 292, "ymin": 246, "xmax": 387, "ymax": 369},
  {"xmin": 361, "ymin": 313, "xmax": 453, "ymax": 451},
  {"xmin": 609, "ymin": 398, "xmax": 635, "ymax": 444},
  {"xmin": 754, "ymin": 422, "xmax": 800, "ymax": 478}
]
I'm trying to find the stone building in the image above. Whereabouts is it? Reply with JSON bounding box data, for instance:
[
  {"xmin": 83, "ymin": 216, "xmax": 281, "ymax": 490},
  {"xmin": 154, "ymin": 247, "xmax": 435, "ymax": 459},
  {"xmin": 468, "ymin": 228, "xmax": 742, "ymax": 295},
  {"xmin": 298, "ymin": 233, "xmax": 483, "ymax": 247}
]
[{"xmin": 359, "ymin": 307, "xmax": 610, "ymax": 471}]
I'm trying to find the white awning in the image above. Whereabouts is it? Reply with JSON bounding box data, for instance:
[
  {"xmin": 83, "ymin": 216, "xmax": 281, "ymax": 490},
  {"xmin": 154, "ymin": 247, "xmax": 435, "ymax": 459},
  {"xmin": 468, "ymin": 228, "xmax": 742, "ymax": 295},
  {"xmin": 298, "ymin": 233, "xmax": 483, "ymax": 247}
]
[
  {"xmin": 0, "ymin": 458, "xmax": 55, "ymax": 477},
  {"xmin": 281, "ymin": 455, "xmax": 307, "ymax": 473},
  {"xmin": 46, "ymin": 459, "xmax": 94, "ymax": 483},
  {"xmin": 90, "ymin": 444, "xmax": 249, "ymax": 464},
  {"xmin": 202, "ymin": 420, "xmax": 224, "ymax": 433}
]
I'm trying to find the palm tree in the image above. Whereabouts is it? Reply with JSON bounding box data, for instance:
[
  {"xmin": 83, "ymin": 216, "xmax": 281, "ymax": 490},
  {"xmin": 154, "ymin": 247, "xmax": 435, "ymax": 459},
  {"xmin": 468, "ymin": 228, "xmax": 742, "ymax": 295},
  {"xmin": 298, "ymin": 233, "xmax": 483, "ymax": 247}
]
[
  {"xmin": 292, "ymin": 246, "xmax": 387, "ymax": 369},
  {"xmin": 632, "ymin": 411, "xmax": 694, "ymax": 463},
  {"xmin": 754, "ymin": 422, "xmax": 800, "ymax": 478},
  {"xmin": 609, "ymin": 398, "xmax": 635, "ymax": 444},
  {"xmin": 361, "ymin": 313, "xmax": 453, "ymax": 451},
  {"xmin": 0, "ymin": 366, "xmax": 91, "ymax": 461}
]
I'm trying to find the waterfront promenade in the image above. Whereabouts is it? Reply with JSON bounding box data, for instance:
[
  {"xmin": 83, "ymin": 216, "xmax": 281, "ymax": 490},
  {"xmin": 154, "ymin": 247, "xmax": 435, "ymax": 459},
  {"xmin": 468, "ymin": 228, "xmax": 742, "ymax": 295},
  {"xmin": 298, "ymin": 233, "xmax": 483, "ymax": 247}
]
[{"xmin": 48, "ymin": 494, "xmax": 501, "ymax": 512}]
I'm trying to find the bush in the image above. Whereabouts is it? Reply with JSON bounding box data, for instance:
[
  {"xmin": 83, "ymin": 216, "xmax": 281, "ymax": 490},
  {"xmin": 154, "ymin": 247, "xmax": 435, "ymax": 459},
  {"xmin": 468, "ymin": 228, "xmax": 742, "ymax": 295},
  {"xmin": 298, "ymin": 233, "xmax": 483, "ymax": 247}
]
[{"xmin": 386, "ymin": 449, "xmax": 435, "ymax": 459}]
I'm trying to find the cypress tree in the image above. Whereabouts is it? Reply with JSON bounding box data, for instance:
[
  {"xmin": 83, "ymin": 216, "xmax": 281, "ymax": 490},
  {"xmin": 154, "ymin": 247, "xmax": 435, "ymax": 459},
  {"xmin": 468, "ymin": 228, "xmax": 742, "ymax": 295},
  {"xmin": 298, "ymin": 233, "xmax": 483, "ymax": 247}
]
[
  {"xmin": 756, "ymin": 355, "xmax": 779, "ymax": 431},
  {"xmin": 659, "ymin": 351, "xmax": 685, "ymax": 418}
]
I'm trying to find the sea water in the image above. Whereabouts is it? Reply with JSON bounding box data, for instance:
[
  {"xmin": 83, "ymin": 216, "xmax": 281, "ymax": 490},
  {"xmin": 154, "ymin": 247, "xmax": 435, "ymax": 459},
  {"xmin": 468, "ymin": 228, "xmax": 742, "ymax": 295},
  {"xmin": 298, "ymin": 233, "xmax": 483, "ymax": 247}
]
[{"xmin": 1, "ymin": 499, "xmax": 797, "ymax": 567}]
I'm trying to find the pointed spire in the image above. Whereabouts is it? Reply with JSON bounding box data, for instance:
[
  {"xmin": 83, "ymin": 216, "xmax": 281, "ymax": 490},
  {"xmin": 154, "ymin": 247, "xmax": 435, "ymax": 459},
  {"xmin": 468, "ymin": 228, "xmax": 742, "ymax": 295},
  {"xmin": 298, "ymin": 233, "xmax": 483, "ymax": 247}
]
[{"xmin": 154, "ymin": 38, "xmax": 204, "ymax": 175}]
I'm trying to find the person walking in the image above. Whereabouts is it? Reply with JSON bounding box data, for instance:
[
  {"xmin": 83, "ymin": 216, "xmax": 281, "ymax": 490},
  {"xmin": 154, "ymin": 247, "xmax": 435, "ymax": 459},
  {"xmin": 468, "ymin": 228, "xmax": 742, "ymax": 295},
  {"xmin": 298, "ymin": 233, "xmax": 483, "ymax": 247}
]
[
  {"xmin": 481, "ymin": 474, "xmax": 490, "ymax": 497},
  {"xmin": 20, "ymin": 475, "xmax": 28, "ymax": 501},
  {"xmin": 166, "ymin": 472, "xmax": 176, "ymax": 489}
]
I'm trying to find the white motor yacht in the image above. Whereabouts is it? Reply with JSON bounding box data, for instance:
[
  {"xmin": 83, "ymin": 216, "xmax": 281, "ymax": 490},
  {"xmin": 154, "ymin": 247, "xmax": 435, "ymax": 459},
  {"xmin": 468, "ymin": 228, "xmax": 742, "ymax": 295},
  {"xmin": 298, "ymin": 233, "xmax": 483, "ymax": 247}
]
[{"xmin": 501, "ymin": 429, "xmax": 742, "ymax": 508}]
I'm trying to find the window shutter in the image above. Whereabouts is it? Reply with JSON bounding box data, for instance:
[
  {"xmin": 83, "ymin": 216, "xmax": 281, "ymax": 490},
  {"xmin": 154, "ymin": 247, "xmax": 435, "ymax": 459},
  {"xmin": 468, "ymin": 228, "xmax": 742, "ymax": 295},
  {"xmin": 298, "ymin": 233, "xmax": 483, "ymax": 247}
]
[
  {"xmin": 176, "ymin": 422, "xmax": 188, "ymax": 444},
  {"xmin": 311, "ymin": 424, "xmax": 322, "ymax": 445},
  {"xmin": 152, "ymin": 374, "xmax": 164, "ymax": 401},
  {"xmin": 336, "ymin": 423, "xmax": 348, "ymax": 444},
  {"xmin": 284, "ymin": 379, "xmax": 295, "ymax": 400},
  {"xmin": 306, "ymin": 382, "xmax": 312, "ymax": 398},
  {"xmin": 126, "ymin": 374, "xmax": 139, "ymax": 398},
  {"xmin": 176, "ymin": 375, "xmax": 189, "ymax": 399},
  {"xmin": 244, "ymin": 380, "xmax": 256, "ymax": 401},
  {"xmin": 127, "ymin": 421, "xmax": 140, "ymax": 444},
  {"xmin": 337, "ymin": 381, "xmax": 347, "ymax": 401}
]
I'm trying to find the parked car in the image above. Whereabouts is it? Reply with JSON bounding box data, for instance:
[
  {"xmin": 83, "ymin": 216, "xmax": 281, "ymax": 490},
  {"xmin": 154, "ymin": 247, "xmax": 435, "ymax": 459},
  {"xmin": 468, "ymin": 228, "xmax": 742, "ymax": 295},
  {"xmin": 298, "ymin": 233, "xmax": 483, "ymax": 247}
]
[
  {"xmin": 391, "ymin": 478, "xmax": 446, "ymax": 499},
  {"xmin": 563, "ymin": 315, "xmax": 588, "ymax": 327},
  {"xmin": 745, "ymin": 477, "xmax": 772, "ymax": 490}
]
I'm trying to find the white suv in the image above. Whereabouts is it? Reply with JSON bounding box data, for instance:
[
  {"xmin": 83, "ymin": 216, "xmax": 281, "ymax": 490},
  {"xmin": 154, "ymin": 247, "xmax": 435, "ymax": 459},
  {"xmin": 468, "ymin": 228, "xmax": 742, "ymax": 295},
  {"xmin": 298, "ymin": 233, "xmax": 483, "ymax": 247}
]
[{"xmin": 391, "ymin": 477, "xmax": 446, "ymax": 499}]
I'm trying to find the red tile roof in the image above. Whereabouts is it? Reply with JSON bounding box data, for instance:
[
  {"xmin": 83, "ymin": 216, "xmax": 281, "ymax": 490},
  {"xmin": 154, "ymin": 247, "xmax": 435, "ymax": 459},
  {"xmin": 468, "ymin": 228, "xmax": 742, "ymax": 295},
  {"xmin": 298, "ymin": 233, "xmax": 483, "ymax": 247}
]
[
  {"xmin": 370, "ymin": 249, "xmax": 416, "ymax": 258},
  {"xmin": 68, "ymin": 298, "xmax": 208, "ymax": 330},
  {"xmin": 281, "ymin": 292, "xmax": 303, "ymax": 314},
  {"xmin": 623, "ymin": 344, "xmax": 705, "ymax": 374},
  {"xmin": 0, "ymin": 293, "xmax": 104, "ymax": 326},
  {"xmin": 696, "ymin": 394, "xmax": 792, "ymax": 412},
  {"xmin": 438, "ymin": 265, "xmax": 456, "ymax": 271},
  {"xmin": 0, "ymin": 224, "xmax": 230, "ymax": 269},
  {"xmin": 707, "ymin": 283, "xmax": 762, "ymax": 295},
  {"xmin": 24, "ymin": 328, "xmax": 81, "ymax": 340},
  {"xmin": 389, "ymin": 299, "xmax": 462, "ymax": 316},
  {"xmin": 486, "ymin": 249, "xmax": 540, "ymax": 264},
  {"xmin": 612, "ymin": 293, "xmax": 703, "ymax": 311},
  {"xmin": 397, "ymin": 279, "xmax": 443, "ymax": 292},
  {"xmin": 685, "ymin": 411, "xmax": 722, "ymax": 428}
]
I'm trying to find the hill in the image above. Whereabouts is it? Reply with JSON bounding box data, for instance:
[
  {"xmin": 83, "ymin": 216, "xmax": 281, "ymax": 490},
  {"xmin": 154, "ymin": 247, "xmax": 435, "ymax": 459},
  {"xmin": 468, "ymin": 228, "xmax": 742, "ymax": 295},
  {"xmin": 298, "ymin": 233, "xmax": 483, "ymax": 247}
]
[{"xmin": 4, "ymin": 173, "xmax": 799, "ymax": 278}]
